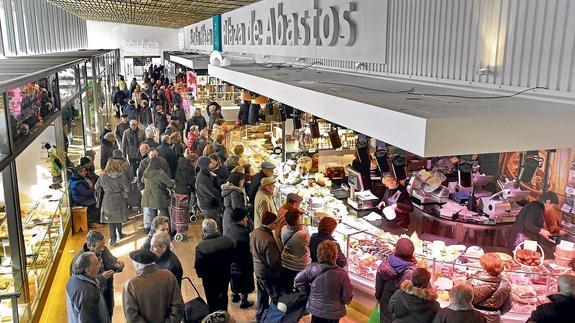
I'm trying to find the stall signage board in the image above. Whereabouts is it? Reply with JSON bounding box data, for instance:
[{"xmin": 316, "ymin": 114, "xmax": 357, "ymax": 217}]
[
  {"xmin": 184, "ymin": 18, "xmax": 214, "ymax": 53},
  {"xmin": 220, "ymin": 0, "xmax": 388, "ymax": 63}
]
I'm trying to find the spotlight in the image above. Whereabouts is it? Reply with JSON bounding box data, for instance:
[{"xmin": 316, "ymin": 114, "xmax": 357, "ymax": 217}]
[
  {"xmin": 266, "ymin": 98, "xmax": 274, "ymax": 115},
  {"xmin": 293, "ymin": 112, "xmax": 302, "ymax": 129},
  {"xmin": 392, "ymin": 155, "xmax": 407, "ymax": 180},
  {"xmin": 458, "ymin": 161, "xmax": 473, "ymax": 188},
  {"xmin": 375, "ymin": 147, "xmax": 390, "ymax": 173},
  {"xmin": 309, "ymin": 120, "xmax": 320, "ymax": 138},
  {"xmin": 328, "ymin": 128, "xmax": 342, "ymax": 149}
]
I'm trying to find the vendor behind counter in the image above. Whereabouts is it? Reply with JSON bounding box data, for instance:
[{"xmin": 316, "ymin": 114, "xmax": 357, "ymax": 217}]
[{"xmin": 507, "ymin": 191, "xmax": 571, "ymax": 258}]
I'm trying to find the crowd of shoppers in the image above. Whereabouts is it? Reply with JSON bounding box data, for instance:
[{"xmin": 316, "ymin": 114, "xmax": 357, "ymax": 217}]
[{"xmin": 66, "ymin": 68, "xmax": 575, "ymax": 323}]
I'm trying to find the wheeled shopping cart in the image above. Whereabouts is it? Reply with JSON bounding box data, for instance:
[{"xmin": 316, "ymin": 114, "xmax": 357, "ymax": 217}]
[{"xmin": 169, "ymin": 193, "xmax": 190, "ymax": 242}]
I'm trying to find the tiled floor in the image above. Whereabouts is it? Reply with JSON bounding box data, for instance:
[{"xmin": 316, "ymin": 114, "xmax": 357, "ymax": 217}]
[{"xmin": 38, "ymin": 214, "xmax": 365, "ymax": 323}]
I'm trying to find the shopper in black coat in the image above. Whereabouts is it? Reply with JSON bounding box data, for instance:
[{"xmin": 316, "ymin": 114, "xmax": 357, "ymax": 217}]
[
  {"xmin": 527, "ymin": 275, "xmax": 575, "ymax": 323},
  {"xmin": 185, "ymin": 108, "xmax": 208, "ymax": 138},
  {"xmin": 238, "ymin": 101, "xmax": 250, "ymax": 125},
  {"xmin": 224, "ymin": 208, "xmax": 255, "ymax": 308},
  {"xmin": 100, "ymin": 133, "xmax": 117, "ymax": 170},
  {"xmin": 157, "ymin": 135, "xmax": 178, "ymax": 178},
  {"xmin": 195, "ymin": 219, "xmax": 235, "ymax": 313},
  {"xmin": 174, "ymin": 152, "xmax": 197, "ymax": 196},
  {"xmin": 195, "ymin": 156, "xmax": 223, "ymax": 230},
  {"xmin": 154, "ymin": 106, "xmax": 169, "ymax": 135},
  {"xmin": 209, "ymin": 153, "xmax": 230, "ymax": 188}
]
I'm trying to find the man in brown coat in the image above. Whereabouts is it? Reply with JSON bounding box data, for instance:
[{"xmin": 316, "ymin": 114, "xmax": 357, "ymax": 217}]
[
  {"xmin": 250, "ymin": 211, "xmax": 283, "ymax": 321},
  {"xmin": 122, "ymin": 249, "xmax": 183, "ymax": 323}
]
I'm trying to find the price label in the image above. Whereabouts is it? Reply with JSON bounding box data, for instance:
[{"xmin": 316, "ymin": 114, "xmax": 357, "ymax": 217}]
[
  {"xmin": 561, "ymin": 203, "xmax": 572, "ymax": 213},
  {"xmin": 566, "ymin": 186, "xmax": 575, "ymax": 195},
  {"xmin": 524, "ymin": 240, "xmax": 538, "ymax": 252},
  {"xmin": 559, "ymin": 240, "xmax": 575, "ymax": 251}
]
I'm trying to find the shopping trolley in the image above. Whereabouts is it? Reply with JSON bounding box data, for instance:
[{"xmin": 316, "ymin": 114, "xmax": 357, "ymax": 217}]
[{"xmin": 169, "ymin": 191, "xmax": 191, "ymax": 242}]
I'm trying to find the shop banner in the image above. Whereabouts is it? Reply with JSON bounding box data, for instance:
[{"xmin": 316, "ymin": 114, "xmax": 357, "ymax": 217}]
[
  {"xmin": 182, "ymin": 18, "xmax": 214, "ymax": 53},
  {"xmin": 220, "ymin": 0, "xmax": 388, "ymax": 63}
]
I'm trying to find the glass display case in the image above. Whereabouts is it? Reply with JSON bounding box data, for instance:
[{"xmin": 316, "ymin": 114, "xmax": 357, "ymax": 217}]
[
  {"xmin": 341, "ymin": 228, "xmax": 573, "ymax": 319},
  {"xmin": 5, "ymin": 75, "xmax": 59, "ymax": 150}
]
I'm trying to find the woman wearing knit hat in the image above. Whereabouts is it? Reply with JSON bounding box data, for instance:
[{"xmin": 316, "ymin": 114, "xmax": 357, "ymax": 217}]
[{"xmin": 375, "ymin": 238, "xmax": 417, "ymax": 323}]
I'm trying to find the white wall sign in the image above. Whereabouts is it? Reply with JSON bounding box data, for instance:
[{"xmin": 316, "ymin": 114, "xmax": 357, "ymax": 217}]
[
  {"xmin": 182, "ymin": 18, "xmax": 214, "ymax": 54},
  {"xmin": 220, "ymin": 0, "xmax": 388, "ymax": 63},
  {"xmin": 121, "ymin": 40, "xmax": 160, "ymax": 49}
]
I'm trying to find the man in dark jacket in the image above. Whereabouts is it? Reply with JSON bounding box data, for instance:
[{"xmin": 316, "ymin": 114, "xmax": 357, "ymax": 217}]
[
  {"xmin": 115, "ymin": 114, "xmax": 130, "ymax": 147},
  {"xmin": 113, "ymin": 88, "xmax": 127, "ymax": 118},
  {"xmin": 67, "ymin": 252, "xmax": 110, "ymax": 323},
  {"xmin": 224, "ymin": 208, "xmax": 255, "ymax": 308},
  {"xmin": 69, "ymin": 166, "xmax": 101, "ymax": 227},
  {"xmin": 249, "ymin": 161, "xmax": 276, "ymax": 203},
  {"xmin": 100, "ymin": 122, "xmax": 113, "ymax": 144},
  {"xmin": 171, "ymin": 104, "xmax": 187, "ymax": 133},
  {"xmin": 375, "ymin": 238, "xmax": 417, "ymax": 323},
  {"xmin": 213, "ymin": 135, "xmax": 229, "ymax": 165},
  {"xmin": 250, "ymin": 211, "xmax": 283, "ymax": 321},
  {"xmin": 122, "ymin": 120, "xmax": 146, "ymax": 176},
  {"xmin": 209, "ymin": 153, "xmax": 230, "ymax": 188},
  {"xmin": 237, "ymin": 94, "xmax": 251, "ymax": 125},
  {"xmin": 157, "ymin": 134, "xmax": 178, "ymax": 178},
  {"xmin": 70, "ymin": 231, "xmax": 124, "ymax": 319},
  {"xmin": 528, "ymin": 274, "xmax": 575, "ymax": 323},
  {"xmin": 508, "ymin": 191, "xmax": 557, "ymax": 247},
  {"xmin": 185, "ymin": 108, "xmax": 208, "ymax": 138},
  {"xmin": 195, "ymin": 219, "xmax": 235, "ymax": 313},
  {"xmin": 195, "ymin": 156, "xmax": 223, "ymax": 230},
  {"xmin": 151, "ymin": 231, "xmax": 183, "ymax": 286},
  {"xmin": 194, "ymin": 129, "xmax": 210, "ymax": 155}
]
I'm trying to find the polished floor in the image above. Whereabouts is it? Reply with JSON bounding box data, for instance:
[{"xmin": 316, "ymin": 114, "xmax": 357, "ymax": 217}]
[{"xmin": 38, "ymin": 214, "xmax": 366, "ymax": 322}]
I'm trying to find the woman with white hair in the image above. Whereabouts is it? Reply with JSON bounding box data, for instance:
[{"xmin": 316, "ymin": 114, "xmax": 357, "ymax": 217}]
[
  {"xmin": 143, "ymin": 125, "xmax": 159, "ymax": 148},
  {"xmin": 433, "ymin": 283, "xmax": 487, "ymax": 323}
]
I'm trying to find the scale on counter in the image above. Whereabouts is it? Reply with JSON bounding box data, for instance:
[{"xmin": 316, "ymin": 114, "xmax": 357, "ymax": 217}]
[{"xmin": 346, "ymin": 166, "xmax": 379, "ymax": 210}]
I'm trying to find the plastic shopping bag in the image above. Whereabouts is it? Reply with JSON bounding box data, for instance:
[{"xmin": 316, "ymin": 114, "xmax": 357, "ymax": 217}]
[{"xmin": 368, "ymin": 304, "xmax": 380, "ymax": 323}]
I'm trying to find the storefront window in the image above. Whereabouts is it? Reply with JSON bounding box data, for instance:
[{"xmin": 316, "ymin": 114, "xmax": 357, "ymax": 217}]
[
  {"xmin": 6, "ymin": 75, "xmax": 59, "ymax": 149},
  {"xmin": 15, "ymin": 124, "xmax": 70, "ymax": 315},
  {"xmin": 62, "ymin": 97, "xmax": 83, "ymax": 164},
  {"xmin": 0, "ymin": 96, "xmax": 10, "ymax": 161},
  {"xmin": 57, "ymin": 67, "xmax": 77, "ymax": 107}
]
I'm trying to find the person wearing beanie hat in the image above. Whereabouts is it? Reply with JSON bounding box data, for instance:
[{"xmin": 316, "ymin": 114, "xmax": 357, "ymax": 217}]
[
  {"xmin": 250, "ymin": 209, "xmax": 282, "ymax": 321},
  {"xmin": 195, "ymin": 155, "xmax": 224, "ymax": 232},
  {"xmin": 389, "ymin": 267, "xmax": 440, "ymax": 323},
  {"xmin": 122, "ymin": 249, "xmax": 183, "ymax": 323},
  {"xmin": 115, "ymin": 114, "xmax": 130, "ymax": 146},
  {"xmin": 254, "ymin": 177, "xmax": 278, "ymax": 228},
  {"xmin": 375, "ymin": 238, "xmax": 417, "ymax": 323},
  {"xmin": 221, "ymin": 172, "xmax": 248, "ymax": 235},
  {"xmin": 224, "ymin": 208, "xmax": 255, "ymax": 308}
]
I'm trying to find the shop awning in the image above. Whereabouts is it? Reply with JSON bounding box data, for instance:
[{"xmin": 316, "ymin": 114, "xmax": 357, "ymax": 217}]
[
  {"xmin": 164, "ymin": 51, "xmax": 210, "ymax": 70},
  {"xmin": 209, "ymin": 63, "xmax": 575, "ymax": 157}
]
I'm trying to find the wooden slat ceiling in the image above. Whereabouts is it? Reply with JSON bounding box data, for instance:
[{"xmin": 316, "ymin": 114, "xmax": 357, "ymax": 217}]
[{"xmin": 49, "ymin": 0, "xmax": 257, "ymax": 29}]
